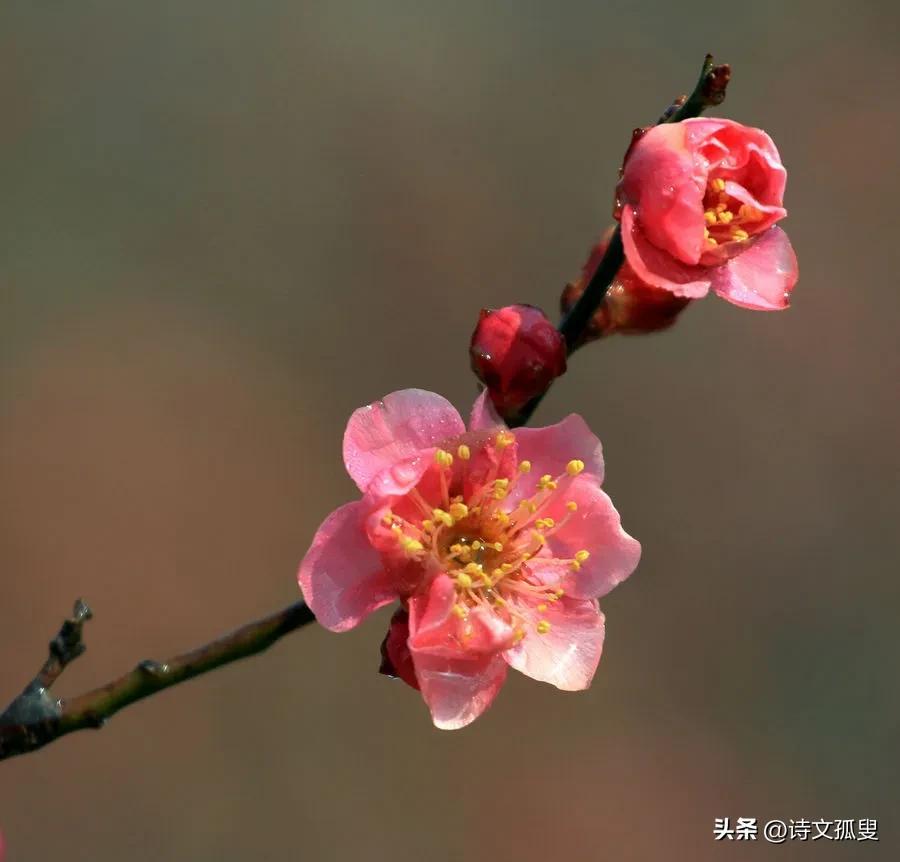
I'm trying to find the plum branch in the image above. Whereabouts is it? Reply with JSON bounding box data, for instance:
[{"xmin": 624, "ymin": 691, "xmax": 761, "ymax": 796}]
[{"xmin": 0, "ymin": 54, "xmax": 729, "ymax": 763}]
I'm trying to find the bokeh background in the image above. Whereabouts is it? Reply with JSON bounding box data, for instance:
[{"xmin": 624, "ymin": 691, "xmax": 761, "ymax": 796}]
[{"xmin": 2, "ymin": 2, "xmax": 898, "ymax": 859}]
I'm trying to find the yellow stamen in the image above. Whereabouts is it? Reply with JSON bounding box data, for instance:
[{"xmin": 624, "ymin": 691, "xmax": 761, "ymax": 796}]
[
  {"xmin": 704, "ymin": 210, "xmax": 717, "ymax": 226},
  {"xmin": 434, "ymin": 449, "xmax": 454, "ymax": 468},
  {"xmin": 432, "ymin": 508, "xmax": 454, "ymax": 527},
  {"xmin": 566, "ymin": 501, "xmax": 578, "ymax": 512},
  {"xmin": 518, "ymin": 460, "xmax": 532, "ymax": 473},
  {"xmin": 538, "ymin": 474, "xmax": 557, "ymax": 491},
  {"xmin": 452, "ymin": 604, "xmax": 468, "ymax": 619},
  {"xmin": 449, "ymin": 502, "xmax": 469, "ymax": 521},
  {"xmin": 566, "ymin": 459, "xmax": 585, "ymax": 476},
  {"xmin": 495, "ymin": 431, "xmax": 515, "ymax": 449},
  {"xmin": 711, "ymin": 177, "xmax": 726, "ymax": 192},
  {"xmin": 570, "ymin": 560, "xmax": 581, "ymax": 572},
  {"xmin": 574, "ymin": 550, "xmax": 590, "ymax": 563},
  {"xmin": 718, "ymin": 210, "xmax": 734, "ymax": 224},
  {"xmin": 536, "ymin": 620, "xmax": 552, "ymax": 635},
  {"xmin": 457, "ymin": 444, "xmax": 471, "ymax": 461},
  {"xmin": 456, "ymin": 573, "xmax": 473, "ymax": 589},
  {"xmin": 731, "ymin": 228, "xmax": 749, "ymax": 241},
  {"xmin": 400, "ymin": 537, "xmax": 423, "ymax": 555},
  {"xmin": 537, "ymin": 603, "xmax": 548, "ymax": 613}
]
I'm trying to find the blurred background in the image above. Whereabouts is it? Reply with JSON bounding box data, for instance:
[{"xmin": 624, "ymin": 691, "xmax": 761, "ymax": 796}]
[{"xmin": 1, "ymin": 1, "xmax": 898, "ymax": 859}]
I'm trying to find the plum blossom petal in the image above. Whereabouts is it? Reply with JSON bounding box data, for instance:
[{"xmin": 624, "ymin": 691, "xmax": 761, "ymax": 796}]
[
  {"xmin": 621, "ymin": 206, "xmax": 712, "ymax": 298},
  {"xmin": 528, "ymin": 475, "xmax": 641, "ymax": 600},
  {"xmin": 469, "ymin": 388, "xmax": 505, "ymax": 432},
  {"xmin": 412, "ymin": 651, "xmax": 509, "ymax": 729},
  {"xmin": 711, "ymin": 226, "xmax": 798, "ymax": 311},
  {"xmin": 408, "ymin": 575, "xmax": 515, "ymax": 658},
  {"xmin": 504, "ymin": 598, "xmax": 605, "ymax": 690},
  {"xmin": 513, "ymin": 414, "xmax": 606, "ymax": 487},
  {"xmin": 343, "ymin": 389, "xmax": 465, "ymax": 492},
  {"xmin": 618, "ymin": 123, "xmax": 706, "ymax": 264},
  {"xmin": 298, "ymin": 501, "xmax": 396, "ymax": 631}
]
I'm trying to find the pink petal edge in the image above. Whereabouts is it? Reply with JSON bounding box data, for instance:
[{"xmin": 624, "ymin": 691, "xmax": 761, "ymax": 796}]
[
  {"xmin": 711, "ymin": 226, "xmax": 798, "ymax": 311},
  {"xmin": 343, "ymin": 389, "xmax": 465, "ymax": 492},
  {"xmin": 504, "ymin": 599, "xmax": 605, "ymax": 691},
  {"xmin": 412, "ymin": 650, "xmax": 509, "ymax": 730},
  {"xmin": 297, "ymin": 501, "xmax": 396, "ymax": 632},
  {"xmin": 469, "ymin": 388, "xmax": 506, "ymax": 432},
  {"xmin": 621, "ymin": 206, "xmax": 712, "ymax": 299}
]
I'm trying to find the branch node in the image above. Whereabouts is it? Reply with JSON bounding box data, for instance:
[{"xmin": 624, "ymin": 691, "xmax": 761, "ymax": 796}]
[
  {"xmin": 137, "ymin": 660, "xmax": 169, "ymax": 679},
  {"xmin": 48, "ymin": 599, "xmax": 93, "ymax": 668}
]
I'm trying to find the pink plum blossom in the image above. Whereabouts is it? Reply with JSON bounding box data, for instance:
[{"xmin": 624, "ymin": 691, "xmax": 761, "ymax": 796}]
[
  {"xmin": 616, "ymin": 117, "xmax": 798, "ymax": 310},
  {"xmin": 298, "ymin": 388, "xmax": 641, "ymax": 729}
]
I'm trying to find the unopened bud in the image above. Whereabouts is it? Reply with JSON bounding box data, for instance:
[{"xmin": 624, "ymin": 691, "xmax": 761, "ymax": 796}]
[
  {"xmin": 561, "ymin": 229, "xmax": 691, "ymax": 342},
  {"xmin": 469, "ymin": 304, "xmax": 566, "ymax": 415}
]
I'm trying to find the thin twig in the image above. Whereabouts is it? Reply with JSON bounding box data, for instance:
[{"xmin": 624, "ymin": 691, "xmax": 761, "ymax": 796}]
[{"xmin": 0, "ymin": 600, "xmax": 314, "ymax": 761}]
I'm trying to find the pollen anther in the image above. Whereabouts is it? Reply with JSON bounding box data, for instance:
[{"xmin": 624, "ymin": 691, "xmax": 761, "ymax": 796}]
[
  {"xmin": 449, "ymin": 502, "xmax": 469, "ymax": 520},
  {"xmin": 434, "ymin": 449, "xmax": 454, "ymax": 468},
  {"xmin": 566, "ymin": 459, "xmax": 585, "ymax": 476}
]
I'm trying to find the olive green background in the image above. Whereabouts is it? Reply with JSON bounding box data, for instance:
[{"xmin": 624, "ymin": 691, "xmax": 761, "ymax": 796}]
[{"xmin": 1, "ymin": 2, "xmax": 898, "ymax": 859}]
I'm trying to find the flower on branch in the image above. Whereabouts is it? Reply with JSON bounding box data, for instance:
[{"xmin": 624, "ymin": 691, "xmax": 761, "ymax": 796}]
[
  {"xmin": 616, "ymin": 118, "xmax": 798, "ymax": 310},
  {"xmin": 298, "ymin": 389, "xmax": 640, "ymax": 728}
]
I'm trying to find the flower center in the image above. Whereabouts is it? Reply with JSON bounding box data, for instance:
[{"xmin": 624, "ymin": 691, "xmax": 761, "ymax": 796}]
[
  {"xmin": 381, "ymin": 433, "xmax": 591, "ymax": 641},
  {"xmin": 702, "ymin": 176, "xmax": 764, "ymax": 247}
]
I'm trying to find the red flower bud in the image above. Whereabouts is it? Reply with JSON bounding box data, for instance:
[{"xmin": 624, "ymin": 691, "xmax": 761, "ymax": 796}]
[
  {"xmin": 561, "ymin": 229, "xmax": 691, "ymax": 342},
  {"xmin": 379, "ymin": 607, "xmax": 418, "ymax": 690},
  {"xmin": 469, "ymin": 304, "xmax": 566, "ymax": 415}
]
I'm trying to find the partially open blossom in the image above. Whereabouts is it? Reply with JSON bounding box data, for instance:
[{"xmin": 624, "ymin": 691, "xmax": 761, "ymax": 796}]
[
  {"xmin": 298, "ymin": 388, "xmax": 640, "ymax": 729},
  {"xmin": 562, "ymin": 228, "xmax": 691, "ymax": 341},
  {"xmin": 616, "ymin": 118, "xmax": 798, "ymax": 310},
  {"xmin": 470, "ymin": 305, "xmax": 566, "ymax": 417}
]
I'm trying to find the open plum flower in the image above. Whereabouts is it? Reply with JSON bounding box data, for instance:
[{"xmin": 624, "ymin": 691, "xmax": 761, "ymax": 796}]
[
  {"xmin": 298, "ymin": 389, "xmax": 640, "ymax": 729},
  {"xmin": 617, "ymin": 117, "xmax": 798, "ymax": 310}
]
